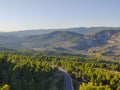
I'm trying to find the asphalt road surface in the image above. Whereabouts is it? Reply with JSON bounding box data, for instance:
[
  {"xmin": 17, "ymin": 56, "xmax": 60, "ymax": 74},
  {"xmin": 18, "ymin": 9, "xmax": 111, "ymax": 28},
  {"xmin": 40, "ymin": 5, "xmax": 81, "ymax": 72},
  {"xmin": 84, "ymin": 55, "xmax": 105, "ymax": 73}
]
[{"xmin": 59, "ymin": 68, "xmax": 74, "ymax": 90}]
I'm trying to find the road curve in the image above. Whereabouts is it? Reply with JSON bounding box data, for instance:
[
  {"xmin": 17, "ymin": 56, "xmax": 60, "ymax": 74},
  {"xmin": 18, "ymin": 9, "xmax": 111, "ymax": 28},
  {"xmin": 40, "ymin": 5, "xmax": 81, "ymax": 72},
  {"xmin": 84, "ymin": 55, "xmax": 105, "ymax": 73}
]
[{"xmin": 59, "ymin": 68, "xmax": 74, "ymax": 90}]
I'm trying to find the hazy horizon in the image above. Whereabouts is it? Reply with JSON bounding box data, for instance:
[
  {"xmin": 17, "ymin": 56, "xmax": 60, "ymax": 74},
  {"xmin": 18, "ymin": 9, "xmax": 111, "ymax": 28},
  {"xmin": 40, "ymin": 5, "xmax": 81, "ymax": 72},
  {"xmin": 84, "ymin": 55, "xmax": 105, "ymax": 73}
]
[
  {"xmin": 0, "ymin": 26, "xmax": 120, "ymax": 33},
  {"xmin": 0, "ymin": 0, "xmax": 120, "ymax": 32}
]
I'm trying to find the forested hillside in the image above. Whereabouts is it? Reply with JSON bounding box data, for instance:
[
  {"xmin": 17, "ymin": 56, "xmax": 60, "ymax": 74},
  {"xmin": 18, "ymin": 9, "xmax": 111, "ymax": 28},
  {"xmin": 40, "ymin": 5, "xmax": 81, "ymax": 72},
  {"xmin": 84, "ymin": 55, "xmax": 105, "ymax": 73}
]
[
  {"xmin": 0, "ymin": 53, "xmax": 120, "ymax": 90},
  {"xmin": 0, "ymin": 53, "xmax": 56, "ymax": 90}
]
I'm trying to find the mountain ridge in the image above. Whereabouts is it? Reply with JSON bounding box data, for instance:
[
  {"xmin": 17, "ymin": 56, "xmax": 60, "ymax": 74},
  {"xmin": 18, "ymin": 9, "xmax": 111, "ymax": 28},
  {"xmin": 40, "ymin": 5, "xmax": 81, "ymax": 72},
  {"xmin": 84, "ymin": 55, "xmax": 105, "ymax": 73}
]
[
  {"xmin": 0, "ymin": 28, "xmax": 120, "ymax": 56},
  {"xmin": 1, "ymin": 27, "xmax": 120, "ymax": 37}
]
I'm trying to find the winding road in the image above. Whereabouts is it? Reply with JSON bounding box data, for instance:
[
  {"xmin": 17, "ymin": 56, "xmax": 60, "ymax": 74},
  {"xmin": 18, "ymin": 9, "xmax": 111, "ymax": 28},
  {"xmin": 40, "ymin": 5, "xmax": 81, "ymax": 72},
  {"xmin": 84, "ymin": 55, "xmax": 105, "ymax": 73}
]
[{"xmin": 59, "ymin": 68, "xmax": 74, "ymax": 90}]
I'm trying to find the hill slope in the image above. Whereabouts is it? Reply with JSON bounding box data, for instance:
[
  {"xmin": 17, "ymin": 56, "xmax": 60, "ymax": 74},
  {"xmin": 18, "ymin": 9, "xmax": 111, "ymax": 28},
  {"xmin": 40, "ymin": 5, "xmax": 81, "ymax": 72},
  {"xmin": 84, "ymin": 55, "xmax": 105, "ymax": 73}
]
[
  {"xmin": 23, "ymin": 30, "xmax": 120, "ymax": 56},
  {"xmin": 0, "ymin": 29, "xmax": 120, "ymax": 56},
  {"xmin": 23, "ymin": 31, "xmax": 84, "ymax": 49},
  {"xmin": 88, "ymin": 30, "xmax": 120, "ymax": 56}
]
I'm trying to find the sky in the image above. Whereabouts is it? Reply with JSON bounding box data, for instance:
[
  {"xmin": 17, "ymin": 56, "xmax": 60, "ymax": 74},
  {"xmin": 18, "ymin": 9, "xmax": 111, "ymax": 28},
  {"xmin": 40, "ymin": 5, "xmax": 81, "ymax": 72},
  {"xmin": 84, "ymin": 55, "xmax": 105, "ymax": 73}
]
[{"xmin": 0, "ymin": 0, "xmax": 120, "ymax": 32}]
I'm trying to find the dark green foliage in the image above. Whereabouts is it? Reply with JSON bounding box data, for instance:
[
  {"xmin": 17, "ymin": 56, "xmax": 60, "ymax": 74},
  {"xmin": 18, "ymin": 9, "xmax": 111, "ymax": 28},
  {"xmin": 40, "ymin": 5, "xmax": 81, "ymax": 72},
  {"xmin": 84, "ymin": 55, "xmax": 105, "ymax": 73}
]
[
  {"xmin": 50, "ymin": 57, "xmax": 120, "ymax": 90},
  {"xmin": 0, "ymin": 52, "xmax": 120, "ymax": 90},
  {"xmin": 0, "ymin": 53, "xmax": 55, "ymax": 90}
]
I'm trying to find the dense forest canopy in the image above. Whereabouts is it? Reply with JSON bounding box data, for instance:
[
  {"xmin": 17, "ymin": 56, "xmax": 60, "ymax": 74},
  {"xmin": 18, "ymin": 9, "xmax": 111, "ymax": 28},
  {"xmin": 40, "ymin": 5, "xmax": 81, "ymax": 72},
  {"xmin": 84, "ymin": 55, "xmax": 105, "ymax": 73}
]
[{"xmin": 0, "ymin": 52, "xmax": 120, "ymax": 90}]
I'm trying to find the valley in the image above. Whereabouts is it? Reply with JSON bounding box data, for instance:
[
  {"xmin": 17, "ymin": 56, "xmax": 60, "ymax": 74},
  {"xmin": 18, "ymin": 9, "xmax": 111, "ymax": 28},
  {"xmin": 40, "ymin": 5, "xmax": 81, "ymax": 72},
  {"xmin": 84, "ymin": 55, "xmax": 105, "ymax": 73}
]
[
  {"xmin": 0, "ymin": 27, "xmax": 120, "ymax": 90},
  {"xmin": 0, "ymin": 27, "xmax": 120, "ymax": 57}
]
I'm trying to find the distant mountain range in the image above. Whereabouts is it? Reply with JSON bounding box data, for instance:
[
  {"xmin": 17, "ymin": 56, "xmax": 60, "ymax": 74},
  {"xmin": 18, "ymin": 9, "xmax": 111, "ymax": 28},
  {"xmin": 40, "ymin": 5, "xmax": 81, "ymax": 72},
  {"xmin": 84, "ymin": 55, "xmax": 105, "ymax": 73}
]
[
  {"xmin": 1, "ymin": 27, "xmax": 120, "ymax": 37},
  {"xmin": 0, "ymin": 27, "xmax": 120, "ymax": 56}
]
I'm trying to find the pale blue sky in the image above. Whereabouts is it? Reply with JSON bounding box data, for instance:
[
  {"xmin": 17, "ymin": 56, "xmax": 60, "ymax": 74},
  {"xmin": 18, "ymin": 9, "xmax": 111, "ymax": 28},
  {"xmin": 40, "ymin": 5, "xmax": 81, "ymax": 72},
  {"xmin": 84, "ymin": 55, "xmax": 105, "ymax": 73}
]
[{"xmin": 0, "ymin": 0, "xmax": 120, "ymax": 32}]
